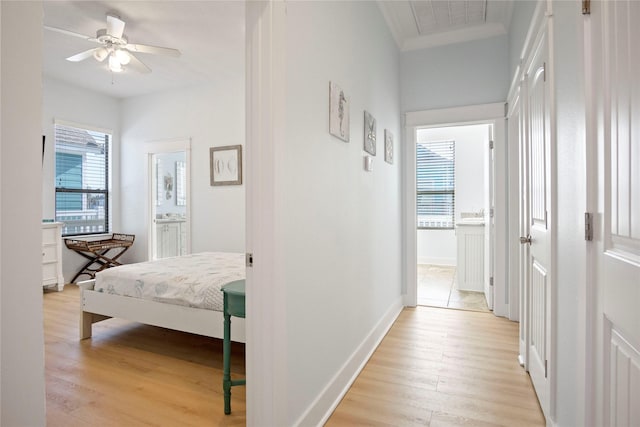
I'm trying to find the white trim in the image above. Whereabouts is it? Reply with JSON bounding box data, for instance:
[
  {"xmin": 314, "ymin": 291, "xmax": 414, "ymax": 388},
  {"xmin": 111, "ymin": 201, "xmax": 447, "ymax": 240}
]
[
  {"xmin": 406, "ymin": 102, "xmax": 505, "ymax": 127},
  {"xmin": 53, "ymin": 118, "xmax": 112, "ymax": 136},
  {"xmin": 402, "ymin": 22, "xmax": 507, "ymax": 52},
  {"xmin": 245, "ymin": 2, "xmax": 288, "ymax": 425},
  {"xmin": 403, "ymin": 103, "xmax": 508, "ymax": 316},
  {"xmin": 507, "ymin": 1, "xmax": 546, "ymax": 100},
  {"xmin": 294, "ymin": 298, "xmax": 404, "ymax": 427},
  {"xmin": 144, "ymin": 138, "xmax": 192, "ymax": 261}
]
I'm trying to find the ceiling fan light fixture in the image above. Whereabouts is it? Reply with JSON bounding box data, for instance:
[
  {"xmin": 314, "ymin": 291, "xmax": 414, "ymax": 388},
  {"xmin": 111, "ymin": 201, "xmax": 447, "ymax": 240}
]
[
  {"xmin": 108, "ymin": 54, "xmax": 123, "ymax": 72},
  {"xmin": 93, "ymin": 47, "xmax": 109, "ymax": 62},
  {"xmin": 114, "ymin": 49, "xmax": 131, "ymax": 65}
]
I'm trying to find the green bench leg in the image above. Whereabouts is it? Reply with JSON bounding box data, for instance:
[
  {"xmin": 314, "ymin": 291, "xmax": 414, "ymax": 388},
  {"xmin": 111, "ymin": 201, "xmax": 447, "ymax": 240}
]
[{"xmin": 223, "ymin": 312, "xmax": 232, "ymax": 415}]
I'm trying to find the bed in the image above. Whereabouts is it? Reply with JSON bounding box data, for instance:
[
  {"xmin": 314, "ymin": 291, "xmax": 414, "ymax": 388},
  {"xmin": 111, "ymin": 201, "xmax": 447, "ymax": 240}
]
[{"xmin": 79, "ymin": 252, "xmax": 246, "ymax": 343}]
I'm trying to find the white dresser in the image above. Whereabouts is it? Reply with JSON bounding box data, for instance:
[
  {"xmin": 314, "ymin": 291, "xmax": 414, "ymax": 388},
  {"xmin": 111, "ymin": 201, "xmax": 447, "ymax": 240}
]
[{"xmin": 42, "ymin": 222, "xmax": 65, "ymax": 291}]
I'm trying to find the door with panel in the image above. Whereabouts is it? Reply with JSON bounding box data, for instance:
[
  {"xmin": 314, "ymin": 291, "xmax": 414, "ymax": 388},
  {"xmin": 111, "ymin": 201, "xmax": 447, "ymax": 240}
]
[
  {"xmin": 589, "ymin": 1, "xmax": 640, "ymax": 425},
  {"xmin": 523, "ymin": 26, "xmax": 552, "ymax": 419},
  {"xmin": 509, "ymin": 86, "xmax": 528, "ymax": 369}
]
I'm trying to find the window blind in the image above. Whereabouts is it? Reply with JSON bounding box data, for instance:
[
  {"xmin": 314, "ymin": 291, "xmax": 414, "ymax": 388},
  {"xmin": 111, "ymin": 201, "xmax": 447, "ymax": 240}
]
[
  {"xmin": 416, "ymin": 140, "xmax": 455, "ymax": 229},
  {"xmin": 54, "ymin": 124, "xmax": 110, "ymax": 236}
]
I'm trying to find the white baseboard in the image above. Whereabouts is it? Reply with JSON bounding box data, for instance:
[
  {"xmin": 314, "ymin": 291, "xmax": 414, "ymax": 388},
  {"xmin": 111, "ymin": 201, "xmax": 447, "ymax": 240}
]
[
  {"xmin": 417, "ymin": 256, "xmax": 456, "ymax": 266},
  {"xmin": 293, "ymin": 297, "xmax": 404, "ymax": 427}
]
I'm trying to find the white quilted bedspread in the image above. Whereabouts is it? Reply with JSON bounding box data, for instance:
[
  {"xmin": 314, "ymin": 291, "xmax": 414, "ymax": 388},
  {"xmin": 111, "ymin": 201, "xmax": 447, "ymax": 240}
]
[{"xmin": 94, "ymin": 252, "xmax": 245, "ymax": 312}]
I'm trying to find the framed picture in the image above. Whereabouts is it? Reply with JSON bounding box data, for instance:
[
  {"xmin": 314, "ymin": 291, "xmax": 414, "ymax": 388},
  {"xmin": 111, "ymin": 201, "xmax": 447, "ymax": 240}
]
[
  {"xmin": 384, "ymin": 129, "xmax": 394, "ymax": 164},
  {"xmin": 329, "ymin": 81, "xmax": 350, "ymax": 142},
  {"xmin": 363, "ymin": 111, "xmax": 376, "ymax": 156},
  {"xmin": 210, "ymin": 145, "xmax": 242, "ymax": 186}
]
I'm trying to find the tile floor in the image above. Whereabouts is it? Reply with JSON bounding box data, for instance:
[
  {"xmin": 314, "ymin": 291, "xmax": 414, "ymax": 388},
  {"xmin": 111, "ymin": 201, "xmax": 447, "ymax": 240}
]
[{"xmin": 417, "ymin": 264, "xmax": 490, "ymax": 312}]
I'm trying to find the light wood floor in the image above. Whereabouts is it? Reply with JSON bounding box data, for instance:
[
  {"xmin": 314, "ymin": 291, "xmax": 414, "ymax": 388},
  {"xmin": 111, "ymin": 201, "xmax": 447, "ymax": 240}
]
[
  {"xmin": 44, "ymin": 285, "xmax": 246, "ymax": 426},
  {"xmin": 327, "ymin": 307, "xmax": 545, "ymax": 426},
  {"xmin": 45, "ymin": 286, "xmax": 543, "ymax": 426}
]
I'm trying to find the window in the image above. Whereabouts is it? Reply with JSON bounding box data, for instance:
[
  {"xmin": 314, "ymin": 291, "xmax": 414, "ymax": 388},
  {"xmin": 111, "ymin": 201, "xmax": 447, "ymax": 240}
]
[
  {"xmin": 416, "ymin": 139, "xmax": 455, "ymax": 229},
  {"xmin": 55, "ymin": 123, "xmax": 110, "ymax": 236}
]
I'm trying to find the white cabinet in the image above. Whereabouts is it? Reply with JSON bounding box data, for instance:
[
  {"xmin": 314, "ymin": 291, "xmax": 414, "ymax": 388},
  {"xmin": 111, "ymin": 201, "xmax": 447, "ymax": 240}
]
[
  {"xmin": 456, "ymin": 223, "xmax": 485, "ymax": 292},
  {"xmin": 42, "ymin": 222, "xmax": 65, "ymax": 291},
  {"xmin": 156, "ymin": 220, "xmax": 186, "ymax": 259}
]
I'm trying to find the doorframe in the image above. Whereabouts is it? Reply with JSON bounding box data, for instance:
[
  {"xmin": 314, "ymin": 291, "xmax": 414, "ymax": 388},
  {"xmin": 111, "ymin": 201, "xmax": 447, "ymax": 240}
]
[
  {"xmin": 144, "ymin": 138, "xmax": 192, "ymax": 261},
  {"xmin": 403, "ymin": 103, "xmax": 513, "ymax": 318},
  {"xmin": 245, "ymin": 2, "xmax": 288, "ymax": 425}
]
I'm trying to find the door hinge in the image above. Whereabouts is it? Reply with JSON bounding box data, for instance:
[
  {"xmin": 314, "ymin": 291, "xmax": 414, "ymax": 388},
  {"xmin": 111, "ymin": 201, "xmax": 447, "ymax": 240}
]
[
  {"xmin": 246, "ymin": 253, "xmax": 253, "ymax": 267},
  {"xmin": 543, "ymin": 62, "xmax": 546, "ymax": 82},
  {"xmin": 582, "ymin": 0, "xmax": 591, "ymax": 15},
  {"xmin": 490, "ymin": 208, "xmax": 494, "ymax": 218},
  {"xmin": 544, "ymin": 359, "xmax": 548, "ymax": 378},
  {"xmin": 490, "ymin": 277, "xmax": 494, "ymax": 287},
  {"xmin": 489, "ymin": 140, "xmax": 494, "ymax": 150},
  {"xmin": 504, "ymin": 102, "xmax": 509, "ymax": 117},
  {"xmin": 585, "ymin": 212, "xmax": 593, "ymax": 241}
]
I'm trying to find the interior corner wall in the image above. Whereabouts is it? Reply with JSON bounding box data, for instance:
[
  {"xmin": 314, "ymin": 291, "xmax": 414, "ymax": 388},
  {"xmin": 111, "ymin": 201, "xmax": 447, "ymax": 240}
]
[
  {"xmin": 1, "ymin": 2, "xmax": 46, "ymax": 425},
  {"xmin": 508, "ymin": 0, "xmax": 539, "ymax": 81},
  {"xmin": 120, "ymin": 80, "xmax": 245, "ymax": 262},
  {"xmin": 400, "ymin": 35, "xmax": 509, "ymax": 113},
  {"xmin": 281, "ymin": 2, "xmax": 401, "ymax": 424},
  {"xmin": 41, "ymin": 77, "xmax": 121, "ymax": 283}
]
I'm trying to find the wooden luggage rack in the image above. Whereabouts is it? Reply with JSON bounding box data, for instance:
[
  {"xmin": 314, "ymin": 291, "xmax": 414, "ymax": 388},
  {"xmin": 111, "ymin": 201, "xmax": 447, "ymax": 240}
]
[{"xmin": 65, "ymin": 233, "xmax": 135, "ymax": 283}]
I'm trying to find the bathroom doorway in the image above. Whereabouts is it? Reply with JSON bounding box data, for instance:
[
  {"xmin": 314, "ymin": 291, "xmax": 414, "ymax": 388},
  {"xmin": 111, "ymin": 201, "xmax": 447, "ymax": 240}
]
[
  {"xmin": 415, "ymin": 123, "xmax": 493, "ymax": 312},
  {"xmin": 147, "ymin": 139, "xmax": 191, "ymax": 261}
]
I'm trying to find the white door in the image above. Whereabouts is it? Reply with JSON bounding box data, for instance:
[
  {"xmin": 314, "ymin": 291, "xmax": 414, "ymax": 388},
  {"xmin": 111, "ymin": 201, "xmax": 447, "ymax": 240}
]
[
  {"xmin": 484, "ymin": 125, "xmax": 494, "ymax": 309},
  {"xmin": 509, "ymin": 86, "xmax": 528, "ymax": 368},
  {"xmin": 524, "ymin": 28, "xmax": 552, "ymax": 418},
  {"xmin": 589, "ymin": 1, "xmax": 640, "ymax": 425}
]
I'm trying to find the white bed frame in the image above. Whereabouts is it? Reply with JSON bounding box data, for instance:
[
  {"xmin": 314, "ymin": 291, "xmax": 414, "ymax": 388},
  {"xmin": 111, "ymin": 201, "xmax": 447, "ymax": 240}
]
[{"xmin": 79, "ymin": 280, "xmax": 246, "ymax": 343}]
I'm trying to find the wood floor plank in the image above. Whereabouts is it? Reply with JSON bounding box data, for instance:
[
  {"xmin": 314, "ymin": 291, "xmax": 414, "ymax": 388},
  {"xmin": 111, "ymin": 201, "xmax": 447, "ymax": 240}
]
[
  {"xmin": 46, "ymin": 287, "xmax": 543, "ymax": 426},
  {"xmin": 327, "ymin": 306, "xmax": 544, "ymax": 427},
  {"xmin": 44, "ymin": 285, "xmax": 246, "ymax": 426}
]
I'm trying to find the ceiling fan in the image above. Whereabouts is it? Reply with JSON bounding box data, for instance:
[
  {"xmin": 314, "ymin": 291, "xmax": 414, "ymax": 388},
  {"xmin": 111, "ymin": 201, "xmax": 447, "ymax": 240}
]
[{"xmin": 45, "ymin": 13, "xmax": 181, "ymax": 74}]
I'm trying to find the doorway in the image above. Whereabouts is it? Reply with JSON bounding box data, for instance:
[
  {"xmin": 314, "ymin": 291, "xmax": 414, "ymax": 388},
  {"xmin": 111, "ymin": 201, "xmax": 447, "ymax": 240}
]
[
  {"xmin": 403, "ymin": 103, "xmax": 512, "ymax": 318},
  {"xmin": 416, "ymin": 123, "xmax": 492, "ymax": 312},
  {"xmin": 146, "ymin": 139, "xmax": 191, "ymax": 261}
]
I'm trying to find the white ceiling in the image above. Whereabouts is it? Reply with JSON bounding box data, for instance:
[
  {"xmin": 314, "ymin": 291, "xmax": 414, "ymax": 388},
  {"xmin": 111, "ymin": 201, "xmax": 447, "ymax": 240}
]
[
  {"xmin": 42, "ymin": 1, "xmax": 511, "ymax": 99},
  {"xmin": 42, "ymin": 1, "xmax": 245, "ymax": 99},
  {"xmin": 378, "ymin": 0, "xmax": 513, "ymax": 51}
]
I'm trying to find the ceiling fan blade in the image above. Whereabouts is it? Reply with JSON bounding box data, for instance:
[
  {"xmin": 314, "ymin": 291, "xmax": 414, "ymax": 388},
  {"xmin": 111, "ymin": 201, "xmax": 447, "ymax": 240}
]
[
  {"xmin": 126, "ymin": 43, "xmax": 181, "ymax": 58},
  {"xmin": 44, "ymin": 26, "xmax": 98, "ymax": 42},
  {"xmin": 106, "ymin": 14, "xmax": 125, "ymax": 39},
  {"xmin": 66, "ymin": 48, "xmax": 100, "ymax": 62},
  {"xmin": 126, "ymin": 52, "xmax": 151, "ymax": 74}
]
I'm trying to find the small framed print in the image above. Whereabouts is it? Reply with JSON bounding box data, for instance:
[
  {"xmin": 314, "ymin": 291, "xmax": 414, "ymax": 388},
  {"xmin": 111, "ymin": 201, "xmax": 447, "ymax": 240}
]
[
  {"xmin": 210, "ymin": 145, "xmax": 242, "ymax": 186},
  {"xmin": 329, "ymin": 81, "xmax": 350, "ymax": 142},
  {"xmin": 363, "ymin": 111, "xmax": 376, "ymax": 156},
  {"xmin": 384, "ymin": 129, "xmax": 394, "ymax": 164}
]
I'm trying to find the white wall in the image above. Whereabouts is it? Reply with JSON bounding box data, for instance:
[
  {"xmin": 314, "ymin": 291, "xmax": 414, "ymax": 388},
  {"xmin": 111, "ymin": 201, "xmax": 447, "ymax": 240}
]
[
  {"xmin": 0, "ymin": 2, "xmax": 46, "ymax": 424},
  {"xmin": 120, "ymin": 80, "xmax": 245, "ymax": 262},
  {"xmin": 41, "ymin": 77, "xmax": 121, "ymax": 283},
  {"xmin": 279, "ymin": 2, "xmax": 401, "ymax": 424},
  {"xmin": 508, "ymin": 0, "xmax": 539, "ymax": 81},
  {"xmin": 416, "ymin": 124, "xmax": 488, "ymax": 266},
  {"xmin": 401, "ymin": 35, "xmax": 509, "ymax": 112}
]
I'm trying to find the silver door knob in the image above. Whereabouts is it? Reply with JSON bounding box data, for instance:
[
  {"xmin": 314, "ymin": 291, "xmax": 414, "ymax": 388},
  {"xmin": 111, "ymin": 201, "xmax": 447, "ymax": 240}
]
[{"xmin": 520, "ymin": 235, "xmax": 532, "ymax": 244}]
